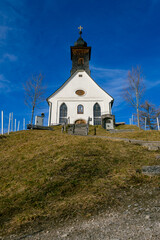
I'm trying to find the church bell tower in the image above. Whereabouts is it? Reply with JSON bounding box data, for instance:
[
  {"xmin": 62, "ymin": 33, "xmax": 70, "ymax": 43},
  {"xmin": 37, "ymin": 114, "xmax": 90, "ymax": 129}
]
[{"xmin": 70, "ymin": 26, "xmax": 91, "ymax": 76}]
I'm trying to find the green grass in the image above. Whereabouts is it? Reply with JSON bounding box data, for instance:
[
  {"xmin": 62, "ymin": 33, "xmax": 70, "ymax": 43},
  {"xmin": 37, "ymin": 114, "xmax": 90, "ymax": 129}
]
[{"xmin": 0, "ymin": 127, "xmax": 160, "ymax": 236}]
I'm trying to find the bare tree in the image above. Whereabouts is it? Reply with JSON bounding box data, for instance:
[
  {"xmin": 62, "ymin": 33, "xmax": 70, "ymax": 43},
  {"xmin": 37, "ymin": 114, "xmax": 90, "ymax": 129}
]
[
  {"xmin": 140, "ymin": 100, "xmax": 160, "ymax": 130},
  {"xmin": 123, "ymin": 66, "xmax": 145, "ymax": 128},
  {"xmin": 24, "ymin": 73, "xmax": 45, "ymax": 125}
]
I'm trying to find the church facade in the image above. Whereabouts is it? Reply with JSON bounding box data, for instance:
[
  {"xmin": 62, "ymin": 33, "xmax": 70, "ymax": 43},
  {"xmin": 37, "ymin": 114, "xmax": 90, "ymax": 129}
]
[{"xmin": 47, "ymin": 28, "xmax": 114, "ymax": 129}]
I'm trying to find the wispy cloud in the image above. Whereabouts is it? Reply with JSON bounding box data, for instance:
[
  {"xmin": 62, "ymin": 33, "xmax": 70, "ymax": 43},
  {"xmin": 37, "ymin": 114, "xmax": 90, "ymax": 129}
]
[
  {"xmin": 0, "ymin": 26, "xmax": 11, "ymax": 40},
  {"xmin": 90, "ymin": 66, "xmax": 160, "ymax": 112},
  {"xmin": 91, "ymin": 66, "xmax": 128, "ymax": 79},
  {"xmin": 0, "ymin": 0, "xmax": 27, "ymax": 45},
  {"xmin": 0, "ymin": 73, "xmax": 25, "ymax": 94},
  {"xmin": 145, "ymin": 79, "xmax": 160, "ymax": 90},
  {"xmin": 0, "ymin": 74, "xmax": 10, "ymax": 83},
  {"xmin": 0, "ymin": 74, "xmax": 11, "ymax": 92},
  {"xmin": 91, "ymin": 65, "xmax": 128, "ymax": 107},
  {"xmin": 3, "ymin": 53, "xmax": 18, "ymax": 62},
  {"xmin": 0, "ymin": 53, "xmax": 18, "ymax": 63}
]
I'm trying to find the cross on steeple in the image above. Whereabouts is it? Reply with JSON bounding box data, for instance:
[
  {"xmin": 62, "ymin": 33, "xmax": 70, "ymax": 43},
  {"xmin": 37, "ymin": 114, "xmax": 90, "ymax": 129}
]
[
  {"xmin": 78, "ymin": 25, "xmax": 83, "ymax": 32},
  {"xmin": 78, "ymin": 25, "xmax": 83, "ymax": 36}
]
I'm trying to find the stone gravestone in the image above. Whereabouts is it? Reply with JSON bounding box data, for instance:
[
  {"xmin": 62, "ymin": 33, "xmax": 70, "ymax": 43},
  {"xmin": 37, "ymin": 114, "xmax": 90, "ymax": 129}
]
[{"xmin": 142, "ymin": 166, "xmax": 160, "ymax": 176}]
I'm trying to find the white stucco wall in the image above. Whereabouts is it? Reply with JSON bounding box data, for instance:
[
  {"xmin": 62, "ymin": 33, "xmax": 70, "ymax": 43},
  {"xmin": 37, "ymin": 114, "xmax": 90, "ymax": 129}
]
[{"xmin": 47, "ymin": 71, "xmax": 113, "ymax": 125}]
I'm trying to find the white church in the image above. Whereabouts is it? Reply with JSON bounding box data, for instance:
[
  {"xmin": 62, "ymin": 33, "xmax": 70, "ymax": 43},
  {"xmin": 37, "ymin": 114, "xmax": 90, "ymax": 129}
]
[{"xmin": 47, "ymin": 27, "xmax": 115, "ymax": 129}]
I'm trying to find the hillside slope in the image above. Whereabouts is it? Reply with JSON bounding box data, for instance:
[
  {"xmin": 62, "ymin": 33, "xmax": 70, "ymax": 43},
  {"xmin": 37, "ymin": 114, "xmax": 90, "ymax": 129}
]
[
  {"xmin": 89, "ymin": 125, "xmax": 160, "ymax": 141},
  {"xmin": 0, "ymin": 127, "xmax": 160, "ymax": 237}
]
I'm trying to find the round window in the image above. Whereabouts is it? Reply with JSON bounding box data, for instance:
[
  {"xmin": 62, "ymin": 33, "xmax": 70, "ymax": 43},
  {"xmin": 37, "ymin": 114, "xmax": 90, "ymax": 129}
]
[{"xmin": 75, "ymin": 90, "xmax": 85, "ymax": 96}]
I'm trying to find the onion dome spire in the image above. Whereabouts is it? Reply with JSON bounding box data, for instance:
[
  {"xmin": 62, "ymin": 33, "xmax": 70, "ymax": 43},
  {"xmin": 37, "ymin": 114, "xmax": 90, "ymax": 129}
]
[
  {"xmin": 74, "ymin": 25, "xmax": 87, "ymax": 47},
  {"xmin": 71, "ymin": 26, "xmax": 91, "ymax": 76}
]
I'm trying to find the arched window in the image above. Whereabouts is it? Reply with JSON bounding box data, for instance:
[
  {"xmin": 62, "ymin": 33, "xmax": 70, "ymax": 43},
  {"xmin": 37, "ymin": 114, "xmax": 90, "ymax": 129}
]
[
  {"xmin": 78, "ymin": 58, "xmax": 84, "ymax": 65},
  {"xmin": 59, "ymin": 103, "xmax": 67, "ymax": 124},
  {"xmin": 93, "ymin": 103, "xmax": 101, "ymax": 125},
  {"xmin": 77, "ymin": 104, "xmax": 84, "ymax": 114}
]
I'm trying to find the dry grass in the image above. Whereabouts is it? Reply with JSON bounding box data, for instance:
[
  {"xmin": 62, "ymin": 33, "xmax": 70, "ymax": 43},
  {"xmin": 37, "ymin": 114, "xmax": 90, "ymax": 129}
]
[
  {"xmin": 0, "ymin": 127, "xmax": 160, "ymax": 236},
  {"xmin": 89, "ymin": 125, "xmax": 160, "ymax": 141}
]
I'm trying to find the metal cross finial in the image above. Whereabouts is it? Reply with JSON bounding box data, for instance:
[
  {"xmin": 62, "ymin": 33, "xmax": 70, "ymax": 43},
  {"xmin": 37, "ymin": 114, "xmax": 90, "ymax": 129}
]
[
  {"xmin": 78, "ymin": 26, "xmax": 83, "ymax": 36},
  {"xmin": 78, "ymin": 25, "xmax": 83, "ymax": 32}
]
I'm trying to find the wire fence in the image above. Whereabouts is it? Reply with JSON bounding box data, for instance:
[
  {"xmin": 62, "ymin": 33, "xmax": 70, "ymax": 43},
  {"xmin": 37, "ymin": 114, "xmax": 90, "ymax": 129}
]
[{"xmin": 129, "ymin": 113, "xmax": 160, "ymax": 130}]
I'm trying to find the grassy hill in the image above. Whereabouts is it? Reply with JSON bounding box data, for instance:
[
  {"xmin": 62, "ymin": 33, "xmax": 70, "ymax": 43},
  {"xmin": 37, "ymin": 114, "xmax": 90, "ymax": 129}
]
[
  {"xmin": 89, "ymin": 124, "xmax": 160, "ymax": 141},
  {"xmin": 0, "ymin": 126, "xmax": 160, "ymax": 237}
]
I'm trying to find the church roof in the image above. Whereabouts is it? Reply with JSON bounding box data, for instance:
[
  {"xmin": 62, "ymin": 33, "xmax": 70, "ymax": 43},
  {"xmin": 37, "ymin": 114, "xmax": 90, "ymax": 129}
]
[
  {"xmin": 46, "ymin": 70, "xmax": 114, "ymax": 105},
  {"xmin": 74, "ymin": 36, "xmax": 87, "ymax": 47}
]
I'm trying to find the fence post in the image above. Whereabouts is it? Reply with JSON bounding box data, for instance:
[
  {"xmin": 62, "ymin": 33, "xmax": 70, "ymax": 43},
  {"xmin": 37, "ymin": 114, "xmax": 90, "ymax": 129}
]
[
  {"xmin": 8, "ymin": 113, "xmax": 11, "ymax": 135},
  {"xmin": 1, "ymin": 111, "xmax": 3, "ymax": 135},
  {"xmin": 14, "ymin": 119, "xmax": 16, "ymax": 131},
  {"xmin": 23, "ymin": 118, "xmax": 25, "ymax": 130},
  {"xmin": 17, "ymin": 121, "xmax": 20, "ymax": 131},
  {"xmin": 11, "ymin": 112, "xmax": 13, "ymax": 132},
  {"xmin": 132, "ymin": 115, "xmax": 134, "ymax": 125},
  {"xmin": 157, "ymin": 117, "xmax": 159, "ymax": 130}
]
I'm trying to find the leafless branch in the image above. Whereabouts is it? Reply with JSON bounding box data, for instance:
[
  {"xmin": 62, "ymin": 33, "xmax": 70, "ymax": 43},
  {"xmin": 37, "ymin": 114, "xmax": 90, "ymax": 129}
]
[
  {"xmin": 24, "ymin": 73, "xmax": 46, "ymax": 125},
  {"xmin": 122, "ymin": 66, "xmax": 145, "ymax": 128}
]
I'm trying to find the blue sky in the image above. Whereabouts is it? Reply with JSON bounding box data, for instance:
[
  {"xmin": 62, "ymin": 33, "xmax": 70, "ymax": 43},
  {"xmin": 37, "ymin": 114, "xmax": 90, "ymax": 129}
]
[{"xmin": 0, "ymin": 0, "xmax": 160, "ymax": 131}]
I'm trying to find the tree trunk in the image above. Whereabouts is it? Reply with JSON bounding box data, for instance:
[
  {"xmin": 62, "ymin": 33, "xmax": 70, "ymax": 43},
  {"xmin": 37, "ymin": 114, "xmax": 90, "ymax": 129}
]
[
  {"xmin": 137, "ymin": 107, "xmax": 140, "ymax": 129},
  {"xmin": 31, "ymin": 106, "xmax": 35, "ymax": 125},
  {"xmin": 136, "ymin": 90, "xmax": 140, "ymax": 129}
]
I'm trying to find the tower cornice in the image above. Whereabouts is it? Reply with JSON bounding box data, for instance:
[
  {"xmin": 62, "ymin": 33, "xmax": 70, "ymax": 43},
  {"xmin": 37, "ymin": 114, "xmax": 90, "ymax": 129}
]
[{"xmin": 70, "ymin": 46, "xmax": 91, "ymax": 60}]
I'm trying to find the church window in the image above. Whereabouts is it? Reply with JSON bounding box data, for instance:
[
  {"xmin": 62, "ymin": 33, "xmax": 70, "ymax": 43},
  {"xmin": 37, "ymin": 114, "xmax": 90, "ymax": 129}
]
[
  {"xmin": 59, "ymin": 103, "xmax": 67, "ymax": 124},
  {"xmin": 78, "ymin": 58, "xmax": 84, "ymax": 65},
  {"xmin": 78, "ymin": 74, "xmax": 83, "ymax": 77},
  {"xmin": 93, "ymin": 103, "xmax": 101, "ymax": 125},
  {"xmin": 77, "ymin": 104, "xmax": 84, "ymax": 114}
]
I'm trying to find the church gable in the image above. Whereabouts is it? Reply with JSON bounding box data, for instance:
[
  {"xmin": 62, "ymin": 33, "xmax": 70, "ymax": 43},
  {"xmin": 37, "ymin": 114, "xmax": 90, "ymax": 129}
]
[{"xmin": 47, "ymin": 70, "xmax": 113, "ymax": 102}]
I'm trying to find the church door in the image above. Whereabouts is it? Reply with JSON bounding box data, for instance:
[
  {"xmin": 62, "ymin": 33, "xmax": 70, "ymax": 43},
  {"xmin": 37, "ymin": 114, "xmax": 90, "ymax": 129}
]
[
  {"xmin": 59, "ymin": 103, "xmax": 67, "ymax": 124},
  {"xmin": 75, "ymin": 119, "xmax": 86, "ymax": 124}
]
